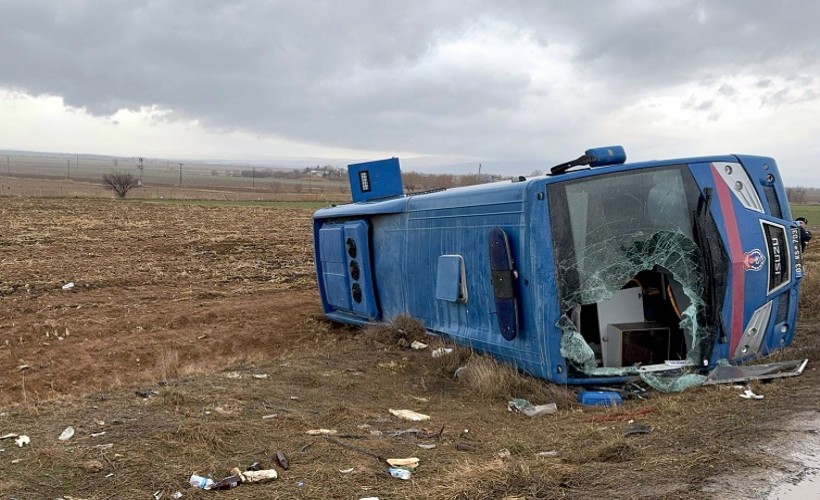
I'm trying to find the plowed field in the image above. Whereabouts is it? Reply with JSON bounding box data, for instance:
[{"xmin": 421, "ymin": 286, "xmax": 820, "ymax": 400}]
[{"xmin": 1, "ymin": 197, "xmax": 819, "ymax": 499}]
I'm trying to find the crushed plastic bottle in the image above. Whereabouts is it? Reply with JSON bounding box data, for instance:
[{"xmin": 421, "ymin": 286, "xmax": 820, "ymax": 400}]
[
  {"xmin": 275, "ymin": 451, "xmax": 290, "ymax": 470},
  {"xmin": 211, "ymin": 474, "xmax": 242, "ymax": 490},
  {"xmin": 189, "ymin": 474, "xmax": 215, "ymax": 490},
  {"xmin": 387, "ymin": 467, "xmax": 412, "ymax": 480}
]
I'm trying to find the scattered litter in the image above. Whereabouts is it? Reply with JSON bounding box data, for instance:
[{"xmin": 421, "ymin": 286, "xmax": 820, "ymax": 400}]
[
  {"xmin": 389, "ymin": 409, "xmax": 430, "ymax": 421},
  {"xmin": 189, "ymin": 474, "xmax": 215, "ymax": 490},
  {"xmin": 211, "ymin": 474, "xmax": 242, "ymax": 490},
  {"xmin": 196, "ymin": 334, "xmax": 207, "ymax": 340},
  {"xmin": 172, "ymin": 493, "xmax": 183, "ymax": 499},
  {"xmin": 497, "ymin": 448, "xmax": 512, "ymax": 459},
  {"xmin": 386, "ymin": 457, "xmax": 419, "ymax": 469},
  {"xmin": 536, "ymin": 451, "xmax": 560, "ymax": 458},
  {"xmin": 339, "ymin": 467, "xmax": 355, "ymax": 474},
  {"xmin": 58, "ymin": 426, "xmax": 75, "ymax": 441},
  {"xmin": 82, "ymin": 460, "xmax": 104, "ymax": 473},
  {"xmin": 306, "ymin": 429, "xmax": 337, "ymax": 435},
  {"xmin": 232, "ymin": 466, "xmax": 278, "ymax": 483},
  {"xmin": 252, "ymin": 374, "xmax": 269, "ymax": 379},
  {"xmin": 453, "ymin": 366, "xmax": 467, "ymax": 379},
  {"xmin": 387, "ymin": 467, "xmax": 412, "ymax": 480},
  {"xmin": 386, "ymin": 428, "xmax": 422, "ymax": 437},
  {"xmin": 15, "ymin": 435, "xmax": 30, "ymax": 448},
  {"xmin": 225, "ymin": 371, "xmax": 242, "ymax": 379},
  {"xmin": 17, "ymin": 364, "xmax": 30, "ymax": 371},
  {"xmin": 11, "ymin": 458, "xmax": 22, "ymax": 464},
  {"xmin": 624, "ymin": 422, "xmax": 653, "ymax": 437},
  {"xmin": 507, "ymin": 398, "xmax": 557, "ymax": 417},
  {"xmin": 740, "ymin": 388, "xmax": 764, "ymax": 400},
  {"xmin": 94, "ymin": 443, "xmax": 114, "ymax": 450},
  {"xmin": 96, "ymin": 420, "xmax": 105, "ymax": 426},
  {"xmin": 62, "ymin": 282, "xmax": 75, "ymax": 290},
  {"xmin": 0, "ymin": 433, "xmax": 18, "ymax": 440},
  {"xmin": 590, "ymin": 406, "xmax": 653, "ymax": 423},
  {"xmin": 637, "ymin": 359, "xmax": 697, "ymax": 373},
  {"xmin": 359, "ymin": 497, "xmax": 380, "ymax": 500},
  {"xmin": 90, "ymin": 431, "xmax": 106, "ymax": 438},
  {"xmin": 105, "ymin": 473, "xmax": 114, "ymax": 478},
  {"xmin": 456, "ymin": 442, "xmax": 477, "ymax": 452},
  {"xmin": 262, "ymin": 414, "xmax": 278, "ymax": 420},
  {"xmin": 703, "ymin": 358, "xmax": 808, "ymax": 385},
  {"xmin": 417, "ymin": 443, "xmax": 436, "ymax": 450},
  {"xmin": 298, "ymin": 443, "xmax": 311, "ymax": 453},
  {"xmin": 246, "ymin": 462, "xmax": 261, "ymax": 471},
  {"xmin": 410, "ymin": 341, "xmax": 428, "ymax": 350},
  {"xmin": 431, "ymin": 347, "xmax": 453, "ymax": 358},
  {"xmin": 577, "ymin": 390, "xmax": 623, "ymax": 406},
  {"xmin": 290, "ymin": 396, "xmax": 300, "ymax": 400},
  {"xmin": 411, "ymin": 396, "xmax": 429, "ymax": 403},
  {"xmin": 275, "ymin": 451, "xmax": 290, "ymax": 470},
  {"xmin": 135, "ymin": 388, "xmax": 158, "ymax": 399},
  {"xmin": 296, "ymin": 481, "xmax": 305, "ymax": 487},
  {"xmin": 153, "ymin": 490, "xmax": 163, "ymax": 500},
  {"xmin": 377, "ymin": 361, "xmax": 402, "ymax": 369}
]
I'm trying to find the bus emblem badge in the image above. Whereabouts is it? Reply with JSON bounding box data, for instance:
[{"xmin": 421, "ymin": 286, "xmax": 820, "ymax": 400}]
[{"xmin": 743, "ymin": 249, "xmax": 766, "ymax": 272}]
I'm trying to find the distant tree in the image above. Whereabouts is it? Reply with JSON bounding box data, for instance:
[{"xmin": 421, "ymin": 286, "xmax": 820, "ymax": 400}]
[
  {"xmin": 102, "ymin": 171, "xmax": 139, "ymax": 198},
  {"xmin": 787, "ymin": 186, "xmax": 808, "ymax": 204}
]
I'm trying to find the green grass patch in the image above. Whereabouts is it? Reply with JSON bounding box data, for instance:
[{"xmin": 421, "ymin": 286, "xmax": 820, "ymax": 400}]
[
  {"xmin": 791, "ymin": 204, "xmax": 820, "ymax": 222},
  {"xmin": 130, "ymin": 198, "xmax": 333, "ymax": 210}
]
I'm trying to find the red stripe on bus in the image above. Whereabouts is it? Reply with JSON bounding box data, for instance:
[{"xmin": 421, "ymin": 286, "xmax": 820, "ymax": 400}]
[{"xmin": 710, "ymin": 165, "xmax": 745, "ymax": 357}]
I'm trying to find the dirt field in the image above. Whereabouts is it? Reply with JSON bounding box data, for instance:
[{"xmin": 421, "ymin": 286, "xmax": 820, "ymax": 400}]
[{"xmin": 1, "ymin": 197, "xmax": 819, "ymax": 499}]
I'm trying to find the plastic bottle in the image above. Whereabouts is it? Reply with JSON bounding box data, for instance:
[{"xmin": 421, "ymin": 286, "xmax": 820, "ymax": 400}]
[
  {"xmin": 189, "ymin": 474, "xmax": 215, "ymax": 490},
  {"xmin": 387, "ymin": 467, "xmax": 412, "ymax": 480},
  {"xmin": 275, "ymin": 450, "xmax": 290, "ymax": 470}
]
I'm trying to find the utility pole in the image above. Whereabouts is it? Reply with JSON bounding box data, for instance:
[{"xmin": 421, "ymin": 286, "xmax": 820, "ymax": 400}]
[
  {"xmin": 66, "ymin": 159, "xmax": 71, "ymax": 178},
  {"xmin": 178, "ymin": 163, "xmax": 183, "ymax": 187},
  {"xmin": 252, "ymin": 166, "xmax": 255, "ymax": 188}
]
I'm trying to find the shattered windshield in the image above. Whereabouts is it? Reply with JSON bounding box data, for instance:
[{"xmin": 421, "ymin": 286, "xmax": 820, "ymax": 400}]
[{"xmin": 548, "ymin": 166, "xmax": 710, "ymax": 388}]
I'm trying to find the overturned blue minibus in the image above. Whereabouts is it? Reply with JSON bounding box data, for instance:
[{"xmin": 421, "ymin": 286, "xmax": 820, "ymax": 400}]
[{"xmin": 312, "ymin": 147, "xmax": 803, "ymax": 384}]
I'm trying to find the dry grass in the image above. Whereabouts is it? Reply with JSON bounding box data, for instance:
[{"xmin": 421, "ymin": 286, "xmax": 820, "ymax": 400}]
[
  {"xmin": 364, "ymin": 314, "xmax": 430, "ymax": 347},
  {"xmin": 157, "ymin": 348, "xmax": 180, "ymax": 382},
  {"xmin": 454, "ymin": 355, "xmax": 577, "ymax": 408},
  {"xmin": 2, "ymin": 197, "xmax": 820, "ymax": 499}
]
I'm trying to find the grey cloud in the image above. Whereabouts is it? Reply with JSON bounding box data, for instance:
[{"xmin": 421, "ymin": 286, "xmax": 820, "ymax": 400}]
[
  {"xmin": 717, "ymin": 83, "xmax": 736, "ymax": 98},
  {"xmin": 1, "ymin": 0, "xmax": 820, "ymax": 159}
]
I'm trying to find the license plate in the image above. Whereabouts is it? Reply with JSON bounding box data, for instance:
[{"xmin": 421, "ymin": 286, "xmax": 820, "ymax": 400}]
[{"xmin": 791, "ymin": 227, "xmax": 805, "ymax": 278}]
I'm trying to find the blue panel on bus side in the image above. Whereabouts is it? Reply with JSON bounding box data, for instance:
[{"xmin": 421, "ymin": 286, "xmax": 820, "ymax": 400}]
[
  {"xmin": 318, "ymin": 225, "xmax": 351, "ymax": 311},
  {"xmin": 348, "ymin": 158, "xmax": 404, "ymax": 203},
  {"xmin": 344, "ymin": 220, "xmax": 380, "ymax": 319},
  {"xmin": 435, "ymin": 255, "xmax": 465, "ymax": 302}
]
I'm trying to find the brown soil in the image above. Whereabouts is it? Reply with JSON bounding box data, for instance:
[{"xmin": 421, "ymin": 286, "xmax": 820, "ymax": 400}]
[{"xmin": 1, "ymin": 197, "xmax": 819, "ymax": 499}]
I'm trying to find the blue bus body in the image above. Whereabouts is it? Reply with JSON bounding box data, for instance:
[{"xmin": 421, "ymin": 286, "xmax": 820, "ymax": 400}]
[{"xmin": 313, "ymin": 153, "xmax": 803, "ymax": 384}]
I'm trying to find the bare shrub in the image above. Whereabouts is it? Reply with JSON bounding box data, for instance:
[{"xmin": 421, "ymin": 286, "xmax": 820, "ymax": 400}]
[
  {"xmin": 102, "ymin": 171, "xmax": 139, "ymax": 198},
  {"xmin": 456, "ymin": 355, "xmax": 576, "ymax": 406},
  {"xmin": 158, "ymin": 348, "xmax": 180, "ymax": 382},
  {"xmin": 364, "ymin": 314, "xmax": 429, "ymax": 347}
]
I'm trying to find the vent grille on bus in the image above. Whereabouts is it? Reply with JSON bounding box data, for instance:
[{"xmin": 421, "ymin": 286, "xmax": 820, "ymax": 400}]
[
  {"xmin": 763, "ymin": 186, "xmax": 783, "ymax": 219},
  {"xmin": 776, "ymin": 294, "xmax": 790, "ymax": 324}
]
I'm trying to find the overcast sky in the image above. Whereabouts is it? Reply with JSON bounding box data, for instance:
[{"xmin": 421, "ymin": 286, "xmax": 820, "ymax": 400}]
[{"xmin": 1, "ymin": 1, "xmax": 819, "ymax": 184}]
